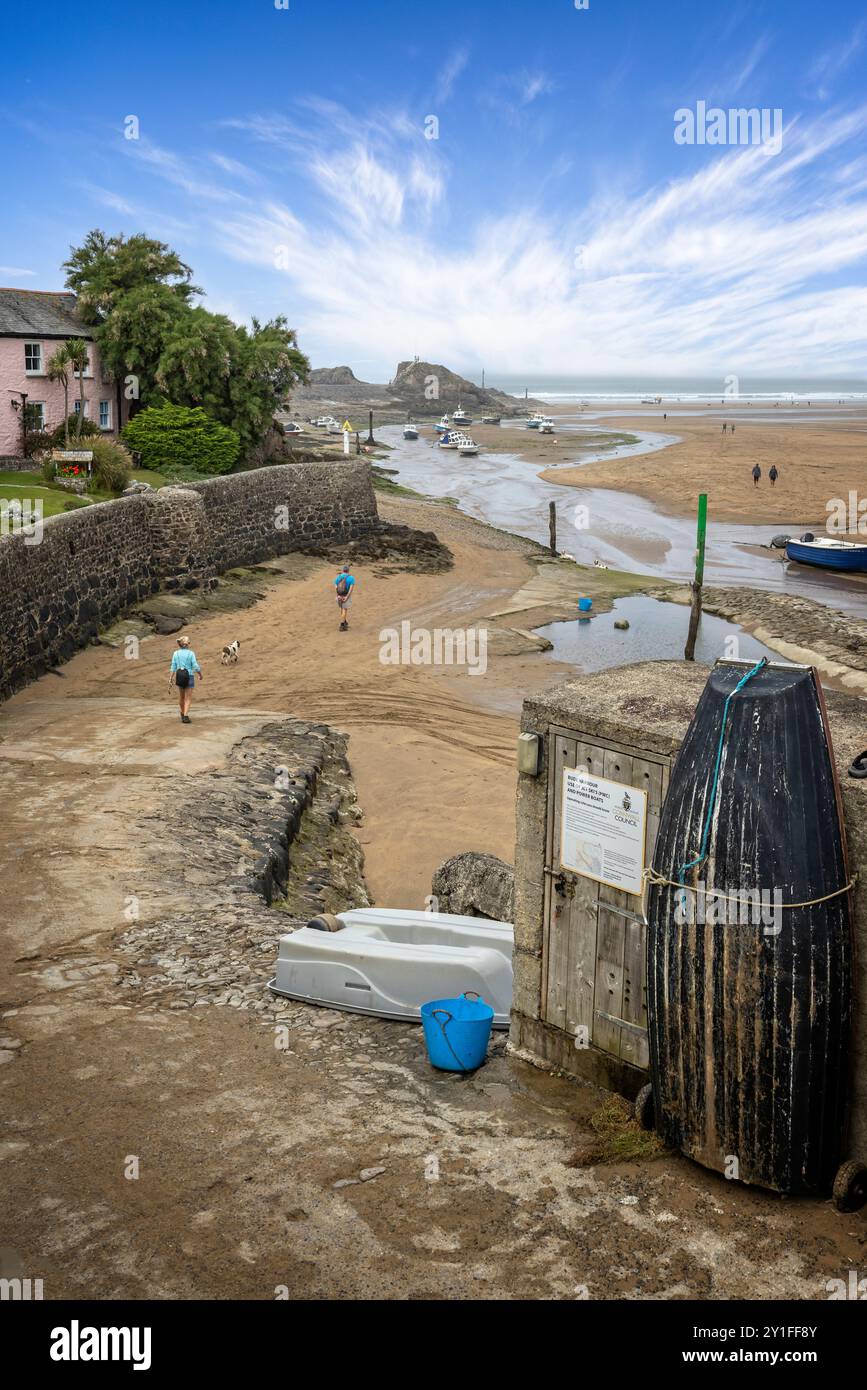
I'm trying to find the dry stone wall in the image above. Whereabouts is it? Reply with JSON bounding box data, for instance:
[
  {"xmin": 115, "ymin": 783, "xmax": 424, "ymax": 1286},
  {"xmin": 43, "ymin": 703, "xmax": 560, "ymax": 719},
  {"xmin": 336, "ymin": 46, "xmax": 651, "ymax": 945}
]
[{"xmin": 0, "ymin": 461, "xmax": 378, "ymax": 699}]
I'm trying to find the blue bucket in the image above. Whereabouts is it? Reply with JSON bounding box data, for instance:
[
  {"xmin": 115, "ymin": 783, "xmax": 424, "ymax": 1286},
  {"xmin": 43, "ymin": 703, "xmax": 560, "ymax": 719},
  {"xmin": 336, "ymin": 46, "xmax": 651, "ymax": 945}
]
[
  {"xmin": 578, "ymin": 597, "xmax": 593, "ymax": 612},
  {"xmin": 420, "ymin": 992, "xmax": 494, "ymax": 1072}
]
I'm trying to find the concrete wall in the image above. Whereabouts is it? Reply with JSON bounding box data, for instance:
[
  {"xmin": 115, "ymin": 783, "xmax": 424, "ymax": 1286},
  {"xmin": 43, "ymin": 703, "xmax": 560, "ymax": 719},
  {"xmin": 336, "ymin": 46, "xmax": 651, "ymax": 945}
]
[
  {"xmin": 0, "ymin": 460, "xmax": 378, "ymax": 699},
  {"xmin": 511, "ymin": 660, "xmax": 867, "ymax": 1164}
]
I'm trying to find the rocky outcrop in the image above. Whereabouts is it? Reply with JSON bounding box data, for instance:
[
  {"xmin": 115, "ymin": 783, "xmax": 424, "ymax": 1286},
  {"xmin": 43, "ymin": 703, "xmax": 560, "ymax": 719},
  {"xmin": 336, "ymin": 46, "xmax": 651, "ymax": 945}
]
[
  {"xmin": 431, "ymin": 852, "xmax": 515, "ymax": 922},
  {"xmin": 290, "ymin": 360, "xmax": 541, "ymax": 421}
]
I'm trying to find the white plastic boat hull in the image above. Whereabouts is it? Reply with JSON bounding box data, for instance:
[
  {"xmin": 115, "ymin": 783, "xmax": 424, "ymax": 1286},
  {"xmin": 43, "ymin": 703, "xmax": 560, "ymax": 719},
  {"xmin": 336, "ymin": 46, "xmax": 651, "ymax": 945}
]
[{"xmin": 268, "ymin": 907, "xmax": 514, "ymax": 1026}]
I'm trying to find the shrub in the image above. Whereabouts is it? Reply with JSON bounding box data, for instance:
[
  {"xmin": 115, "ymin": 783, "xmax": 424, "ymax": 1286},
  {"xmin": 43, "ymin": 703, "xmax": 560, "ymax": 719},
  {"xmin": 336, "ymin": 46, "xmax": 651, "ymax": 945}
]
[
  {"xmin": 89, "ymin": 437, "xmax": 133, "ymax": 493},
  {"xmin": 122, "ymin": 404, "xmax": 239, "ymax": 476},
  {"xmin": 47, "ymin": 415, "xmax": 101, "ymax": 446}
]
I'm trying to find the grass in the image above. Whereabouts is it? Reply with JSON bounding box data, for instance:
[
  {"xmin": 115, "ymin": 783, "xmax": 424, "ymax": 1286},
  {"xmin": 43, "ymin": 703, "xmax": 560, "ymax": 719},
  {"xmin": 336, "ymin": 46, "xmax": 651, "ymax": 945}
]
[
  {"xmin": 372, "ymin": 469, "xmax": 458, "ymax": 506},
  {"xmin": 568, "ymin": 1094, "xmax": 665, "ymax": 1167},
  {"xmin": 0, "ymin": 466, "xmax": 170, "ymax": 519}
]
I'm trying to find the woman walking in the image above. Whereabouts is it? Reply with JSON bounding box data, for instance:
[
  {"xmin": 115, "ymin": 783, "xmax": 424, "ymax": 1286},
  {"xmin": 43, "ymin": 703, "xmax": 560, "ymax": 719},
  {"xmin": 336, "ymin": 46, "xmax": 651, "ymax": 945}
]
[{"xmin": 169, "ymin": 636, "xmax": 202, "ymax": 724}]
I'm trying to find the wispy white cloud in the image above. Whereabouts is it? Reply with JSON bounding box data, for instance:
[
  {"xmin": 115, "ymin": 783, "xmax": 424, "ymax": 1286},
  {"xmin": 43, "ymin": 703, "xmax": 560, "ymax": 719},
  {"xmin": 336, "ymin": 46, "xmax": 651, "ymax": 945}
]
[
  {"xmin": 433, "ymin": 47, "xmax": 469, "ymax": 105},
  {"xmin": 808, "ymin": 20, "xmax": 867, "ymax": 101},
  {"xmin": 0, "ymin": 265, "xmax": 36, "ymax": 278},
  {"xmin": 208, "ymin": 99, "xmax": 867, "ymax": 375}
]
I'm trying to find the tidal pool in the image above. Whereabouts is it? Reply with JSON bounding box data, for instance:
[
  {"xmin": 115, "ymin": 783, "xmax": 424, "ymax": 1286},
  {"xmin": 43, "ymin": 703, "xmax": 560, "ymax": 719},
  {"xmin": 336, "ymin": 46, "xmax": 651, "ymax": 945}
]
[{"xmin": 537, "ymin": 595, "xmax": 778, "ymax": 673}]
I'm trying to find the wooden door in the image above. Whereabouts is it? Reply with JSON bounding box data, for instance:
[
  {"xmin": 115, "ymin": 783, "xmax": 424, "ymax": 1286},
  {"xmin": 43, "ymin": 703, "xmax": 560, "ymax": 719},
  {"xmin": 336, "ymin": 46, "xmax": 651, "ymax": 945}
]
[{"xmin": 543, "ymin": 728, "xmax": 669, "ymax": 1067}]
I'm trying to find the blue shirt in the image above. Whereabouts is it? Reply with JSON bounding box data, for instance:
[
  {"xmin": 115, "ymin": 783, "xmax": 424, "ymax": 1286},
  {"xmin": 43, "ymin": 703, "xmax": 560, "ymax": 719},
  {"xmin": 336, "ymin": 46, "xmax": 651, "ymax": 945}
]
[
  {"xmin": 334, "ymin": 572, "xmax": 355, "ymax": 593},
  {"xmin": 170, "ymin": 649, "xmax": 201, "ymax": 675}
]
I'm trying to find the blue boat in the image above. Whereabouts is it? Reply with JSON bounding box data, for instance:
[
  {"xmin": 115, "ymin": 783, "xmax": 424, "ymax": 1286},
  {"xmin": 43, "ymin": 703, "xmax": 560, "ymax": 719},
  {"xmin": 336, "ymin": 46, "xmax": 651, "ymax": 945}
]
[{"xmin": 785, "ymin": 534, "xmax": 867, "ymax": 571}]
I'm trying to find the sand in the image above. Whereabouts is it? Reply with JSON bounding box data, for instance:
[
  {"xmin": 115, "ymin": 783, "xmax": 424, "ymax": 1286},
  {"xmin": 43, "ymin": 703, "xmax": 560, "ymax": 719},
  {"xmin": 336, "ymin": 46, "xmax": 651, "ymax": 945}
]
[{"xmin": 463, "ymin": 403, "xmax": 867, "ymax": 527}]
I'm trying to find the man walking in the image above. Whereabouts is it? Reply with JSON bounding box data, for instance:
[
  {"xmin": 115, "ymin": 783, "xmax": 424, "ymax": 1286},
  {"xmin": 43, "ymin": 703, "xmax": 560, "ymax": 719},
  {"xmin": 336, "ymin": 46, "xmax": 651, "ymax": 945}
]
[
  {"xmin": 769, "ymin": 465, "xmax": 778, "ymax": 487},
  {"xmin": 752, "ymin": 464, "xmax": 761, "ymax": 487},
  {"xmin": 334, "ymin": 564, "xmax": 356, "ymax": 631}
]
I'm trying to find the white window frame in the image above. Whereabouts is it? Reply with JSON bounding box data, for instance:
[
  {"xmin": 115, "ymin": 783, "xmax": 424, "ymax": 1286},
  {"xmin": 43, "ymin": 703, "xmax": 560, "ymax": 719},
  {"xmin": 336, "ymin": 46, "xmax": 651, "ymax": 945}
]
[
  {"xmin": 73, "ymin": 399, "xmax": 89, "ymax": 418},
  {"xmin": 99, "ymin": 399, "xmax": 111, "ymax": 430},
  {"xmin": 24, "ymin": 342, "xmax": 42, "ymax": 374}
]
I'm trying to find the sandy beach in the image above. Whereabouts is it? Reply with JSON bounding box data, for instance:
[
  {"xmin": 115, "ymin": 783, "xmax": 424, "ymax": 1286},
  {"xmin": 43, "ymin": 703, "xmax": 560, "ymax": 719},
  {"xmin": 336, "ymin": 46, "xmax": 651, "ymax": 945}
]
[{"xmin": 460, "ymin": 403, "xmax": 867, "ymax": 527}]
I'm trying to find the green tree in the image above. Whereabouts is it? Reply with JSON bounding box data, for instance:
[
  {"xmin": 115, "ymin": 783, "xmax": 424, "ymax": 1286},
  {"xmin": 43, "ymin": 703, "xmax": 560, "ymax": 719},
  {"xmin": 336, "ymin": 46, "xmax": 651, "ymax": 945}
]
[
  {"xmin": 64, "ymin": 230, "xmax": 309, "ymax": 456},
  {"xmin": 46, "ymin": 343, "xmax": 74, "ymax": 445}
]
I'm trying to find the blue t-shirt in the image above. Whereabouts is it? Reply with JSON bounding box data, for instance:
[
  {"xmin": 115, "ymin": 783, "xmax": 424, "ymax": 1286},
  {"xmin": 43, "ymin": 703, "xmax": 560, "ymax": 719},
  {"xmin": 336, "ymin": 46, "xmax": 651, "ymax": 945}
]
[
  {"xmin": 334, "ymin": 573, "xmax": 355, "ymax": 595},
  {"xmin": 170, "ymin": 649, "xmax": 201, "ymax": 676}
]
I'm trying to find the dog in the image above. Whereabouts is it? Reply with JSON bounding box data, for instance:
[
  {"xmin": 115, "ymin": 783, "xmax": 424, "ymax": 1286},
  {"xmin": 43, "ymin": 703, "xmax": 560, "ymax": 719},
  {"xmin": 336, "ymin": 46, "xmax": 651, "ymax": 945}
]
[{"xmin": 221, "ymin": 639, "xmax": 241, "ymax": 665}]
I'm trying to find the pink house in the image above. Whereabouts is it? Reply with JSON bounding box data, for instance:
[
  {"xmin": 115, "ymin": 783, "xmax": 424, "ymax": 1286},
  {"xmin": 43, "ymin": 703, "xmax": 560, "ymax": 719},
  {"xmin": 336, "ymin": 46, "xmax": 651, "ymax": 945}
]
[{"xmin": 0, "ymin": 289, "xmax": 129, "ymax": 457}]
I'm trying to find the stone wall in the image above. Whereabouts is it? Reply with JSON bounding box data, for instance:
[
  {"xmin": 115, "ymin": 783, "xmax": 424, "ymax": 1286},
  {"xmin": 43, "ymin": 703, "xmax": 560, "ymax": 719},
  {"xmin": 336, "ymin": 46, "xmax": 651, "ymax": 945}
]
[
  {"xmin": 0, "ymin": 460, "xmax": 378, "ymax": 699},
  {"xmin": 510, "ymin": 661, "xmax": 867, "ymax": 1165},
  {"xmin": 432, "ymin": 852, "xmax": 515, "ymax": 922}
]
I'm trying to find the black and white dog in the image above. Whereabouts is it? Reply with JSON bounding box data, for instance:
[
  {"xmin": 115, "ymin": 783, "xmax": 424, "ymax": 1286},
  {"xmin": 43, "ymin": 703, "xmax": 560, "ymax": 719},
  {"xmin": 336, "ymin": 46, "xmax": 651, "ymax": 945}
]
[{"xmin": 221, "ymin": 639, "xmax": 241, "ymax": 665}]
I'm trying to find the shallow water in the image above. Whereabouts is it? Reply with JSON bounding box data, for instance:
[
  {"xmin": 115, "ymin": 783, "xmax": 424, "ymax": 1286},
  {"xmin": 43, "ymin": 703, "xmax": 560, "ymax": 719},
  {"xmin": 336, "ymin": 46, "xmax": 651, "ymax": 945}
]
[
  {"xmin": 382, "ymin": 426, "xmax": 867, "ymax": 617},
  {"xmin": 537, "ymin": 596, "xmax": 778, "ymax": 673}
]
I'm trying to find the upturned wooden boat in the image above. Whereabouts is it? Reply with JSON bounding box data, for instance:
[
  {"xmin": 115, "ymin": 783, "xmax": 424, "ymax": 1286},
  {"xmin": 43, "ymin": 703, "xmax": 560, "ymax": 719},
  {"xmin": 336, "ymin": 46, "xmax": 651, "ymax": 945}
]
[{"xmin": 644, "ymin": 660, "xmax": 854, "ymax": 1196}]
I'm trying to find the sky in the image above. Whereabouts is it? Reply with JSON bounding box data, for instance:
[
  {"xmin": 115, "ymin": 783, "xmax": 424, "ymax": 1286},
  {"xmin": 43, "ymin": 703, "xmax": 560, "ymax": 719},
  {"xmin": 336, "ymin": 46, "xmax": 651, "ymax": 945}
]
[{"xmin": 4, "ymin": 0, "xmax": 867, "ymax": 383}]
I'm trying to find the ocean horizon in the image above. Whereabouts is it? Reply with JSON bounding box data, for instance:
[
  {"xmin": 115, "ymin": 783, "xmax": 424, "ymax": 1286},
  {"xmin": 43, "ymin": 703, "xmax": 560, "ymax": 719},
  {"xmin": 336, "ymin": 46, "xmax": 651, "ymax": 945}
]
[{"xmin": 481, "ymin": 374, "xmax": 867, "ymax": 403}]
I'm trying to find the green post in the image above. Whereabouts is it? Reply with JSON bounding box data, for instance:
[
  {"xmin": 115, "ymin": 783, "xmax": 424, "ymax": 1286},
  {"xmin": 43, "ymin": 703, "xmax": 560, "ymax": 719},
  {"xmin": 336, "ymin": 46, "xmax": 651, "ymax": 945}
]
[{"xmin": 684, "ymin": 493, "xmax": 708, "ymax": 661}]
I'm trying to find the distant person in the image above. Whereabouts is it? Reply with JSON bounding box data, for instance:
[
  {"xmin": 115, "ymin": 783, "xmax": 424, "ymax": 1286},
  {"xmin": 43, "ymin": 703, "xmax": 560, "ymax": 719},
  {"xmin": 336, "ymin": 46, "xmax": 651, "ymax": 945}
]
[
  {"xmin": 169, "ymin": 636, "xmax": 202, "ymax": 724},
  {"xmin": 752, "ymin": 465, "xmax": 762, "ymax": 487},
  {"xmin": 731, "ymin": 424, "xmax": 736, "ymax": 434},
  {"xmin": 722, "ymin": 422, "xmax": 727, "ymax": 434},
  {"xmin": 769, "ymin": 465, "xmax": 778, "ymax": 486},
  {"xmin": 334, "ymin": 564, "xmax": 356, "ymax": 631}
]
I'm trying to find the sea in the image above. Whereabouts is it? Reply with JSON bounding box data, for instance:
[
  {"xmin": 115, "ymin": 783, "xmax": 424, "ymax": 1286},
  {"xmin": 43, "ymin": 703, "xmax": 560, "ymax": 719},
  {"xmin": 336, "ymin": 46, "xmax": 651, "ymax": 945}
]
[{"xmin": 483, "ymin": 374, "xmax": 867, "ymax": 404}]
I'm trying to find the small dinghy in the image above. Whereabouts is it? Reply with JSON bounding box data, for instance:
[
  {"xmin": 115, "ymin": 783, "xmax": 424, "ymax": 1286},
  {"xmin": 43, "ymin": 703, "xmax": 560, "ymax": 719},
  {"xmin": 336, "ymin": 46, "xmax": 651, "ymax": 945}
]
[
  {"xmin": 403, "ymin": 421, "xmax": 419, "ymax": 440},
  {"xmin": 269, "ymin": 907, "xmax": 513, "ymax": 1026},
  {"xmin": 785, "ymin": 533, "xmax": 867, "ymax": 571},
  {"xmin": 643, "ymin": 659, "xmax": 854, "ymax": 1197}
]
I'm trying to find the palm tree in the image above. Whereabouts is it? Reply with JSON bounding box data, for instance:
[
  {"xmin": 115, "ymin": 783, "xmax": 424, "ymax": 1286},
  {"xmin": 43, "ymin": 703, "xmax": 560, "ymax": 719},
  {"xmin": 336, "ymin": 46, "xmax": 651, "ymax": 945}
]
[
  {"xmin": 46, "ymin": 343, "xmax": 73, "ymax": 446},
  {"xmin": 65, "ymin": 338, "xmax": 91, "ymax": 441}
]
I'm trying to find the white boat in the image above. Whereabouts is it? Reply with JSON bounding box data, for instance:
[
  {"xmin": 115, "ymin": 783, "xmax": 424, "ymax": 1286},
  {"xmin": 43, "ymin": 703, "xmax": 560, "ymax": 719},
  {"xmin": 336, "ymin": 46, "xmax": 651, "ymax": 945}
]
[
  {"xmin": 434, "ymin": 413, "xmax": 450, "ymax": 433},
  {"xmin": 452, "ymin": 403, "xmax": 471, "ymax": 426},
  {"xmin": 439, "ymin": 430, "xmax": 476, "ymax": 451},
  {"xmin": 539, "ymin": 418, "xmax": 556, "ymax": 433},
  {"xmin": 526, "ymin": 411, "xmax": 547, "ymax": 429},
  {"xmin": 326, "ymin": 420, "xmax": 341, "ymax": 434},
  {"xmin": 269, "ymin": 907, "xmax": 514, "ymax": 1026},
  {"xmin": 313, "ymin": 415, "xmax": 337, "ymax": 428},
  {"xmin": 641, "ymin": 396, "xmax": 662, "ymax": 405},
  {"xmin": 403, "ymin": 422, "xmax": 419, "ymax": 440}
]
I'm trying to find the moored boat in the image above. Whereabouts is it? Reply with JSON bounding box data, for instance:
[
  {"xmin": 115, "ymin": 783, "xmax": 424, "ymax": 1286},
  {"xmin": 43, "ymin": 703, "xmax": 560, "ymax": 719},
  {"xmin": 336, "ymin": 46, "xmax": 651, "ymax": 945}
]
[
  {"xmin": 434, "ymin": 413, "xmax": 450, "ymax": 433},
  {"xmin": 785, "ymin": 534, "xmax": 867, "ymax": 571},
  {"xmin": 526, "ymin": 411, "xmax": 546, "ymax": 429},
  {"xmin": 539, "ymin": 418, "xmax": 555, "ymax": 433},
  {"xmin": 452, "ymin": 403, "xmax": 471, "ymax": 425},
  {"xmin": 457, "ymin": 436, "xmax": 479, "ymax": 455},
  {"xmin": 403, "ymin": 421, "xmax": 419, "ymax": 440},
  {"xmin": 644, "ymin": 659, "xmax": 853, "ymax": 1196},
  {"xmin": 482, "ymin": 415, "xmax": 501, "ymax": 425}
]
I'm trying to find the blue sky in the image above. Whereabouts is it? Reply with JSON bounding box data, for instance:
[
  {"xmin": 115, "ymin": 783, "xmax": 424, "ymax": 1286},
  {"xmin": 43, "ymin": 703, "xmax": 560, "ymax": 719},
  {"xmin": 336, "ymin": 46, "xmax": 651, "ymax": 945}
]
[{"xmin": 4, "ymin": 0, "xmax": 867, "ymax": 380}]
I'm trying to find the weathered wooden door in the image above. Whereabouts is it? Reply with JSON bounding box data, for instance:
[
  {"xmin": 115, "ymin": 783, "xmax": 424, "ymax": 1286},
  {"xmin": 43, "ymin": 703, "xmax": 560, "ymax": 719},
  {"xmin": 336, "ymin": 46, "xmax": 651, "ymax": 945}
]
[{"xmin": 542, "ymin": 726, "xmax": 669, "ymax": 1069}]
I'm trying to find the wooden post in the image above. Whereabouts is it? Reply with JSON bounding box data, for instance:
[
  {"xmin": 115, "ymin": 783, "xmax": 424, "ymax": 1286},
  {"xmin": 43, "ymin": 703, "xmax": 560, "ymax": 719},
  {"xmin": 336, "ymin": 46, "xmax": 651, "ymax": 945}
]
[
  {"xmin": 549, "ymin": 500, "xmax": 558, "ymax": 555},
  {"xmin": 366, "ymin": 410, "xmax": 374, "ymax": 445},
  {"xmin": 684, "ymin": 493, "xmax": 708, "ymax": 661}
]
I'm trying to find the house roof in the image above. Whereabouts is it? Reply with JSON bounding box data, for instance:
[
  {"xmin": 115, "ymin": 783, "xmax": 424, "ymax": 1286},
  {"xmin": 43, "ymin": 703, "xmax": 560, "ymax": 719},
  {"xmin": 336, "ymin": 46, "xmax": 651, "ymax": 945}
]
[{"xmin": 0, "ymin": 289, "xmax": 92, "ymax": 340}]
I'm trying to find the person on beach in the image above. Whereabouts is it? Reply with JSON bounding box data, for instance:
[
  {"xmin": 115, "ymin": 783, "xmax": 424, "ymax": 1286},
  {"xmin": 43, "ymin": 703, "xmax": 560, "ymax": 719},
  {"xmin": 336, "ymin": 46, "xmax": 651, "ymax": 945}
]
[
  {"xmin": 334, "ymin": 564, "xmax": 356, "ymax": 631},
  {"xmin": 769, "ymin": 465, "xmax": 778, "ymax": 486},
  {"xmin": 169, "ymin": 636, "xmax": 202, "ymax": 723},
  {"xmin": 722, "ymin": 422, "xmax": 727, "ymax": 434},
  {"xmin": 752, "ymin": 464, "xmax": 762, "ymax": 487},
  {"xmin": 731, "ymin": 424, "xmax": 736, "ymax": 435}
]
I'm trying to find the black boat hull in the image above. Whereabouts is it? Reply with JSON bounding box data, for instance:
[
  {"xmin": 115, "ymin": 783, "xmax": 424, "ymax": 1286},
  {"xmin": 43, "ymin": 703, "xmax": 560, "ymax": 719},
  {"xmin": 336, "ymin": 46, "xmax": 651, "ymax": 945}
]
[{"xmin": 646, "ymin": 662, "xmax": 853, "ymax": 1194}]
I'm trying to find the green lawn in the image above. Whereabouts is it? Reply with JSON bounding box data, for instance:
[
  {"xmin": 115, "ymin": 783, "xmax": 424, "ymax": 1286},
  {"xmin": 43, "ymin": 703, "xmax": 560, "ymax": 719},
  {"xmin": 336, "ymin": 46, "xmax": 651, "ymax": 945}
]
[{"xmin": 0, "ymin": 467, "xmax": 168, "ymax": 518}]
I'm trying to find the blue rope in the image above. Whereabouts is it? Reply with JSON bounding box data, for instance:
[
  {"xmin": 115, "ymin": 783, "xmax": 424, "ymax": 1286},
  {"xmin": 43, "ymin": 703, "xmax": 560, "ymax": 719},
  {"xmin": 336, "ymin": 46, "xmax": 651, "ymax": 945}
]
[{"xmin": 677, "ymin": 658, "xmax": 768, "ymax": 897}]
